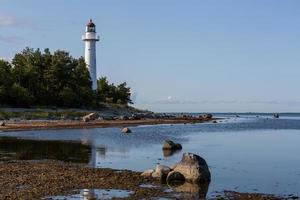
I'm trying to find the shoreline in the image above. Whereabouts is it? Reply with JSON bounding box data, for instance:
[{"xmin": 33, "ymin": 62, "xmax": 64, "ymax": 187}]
[
  {"xmin": 0, "ymin": 160, "xmax": 293, "ymax": 200},
  {"xmin": 0, "ymin": 117, "xmax": 217, "ymax": 132}
]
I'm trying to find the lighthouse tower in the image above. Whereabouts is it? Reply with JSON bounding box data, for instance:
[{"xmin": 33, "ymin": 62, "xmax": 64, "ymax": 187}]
[{"xmin": 82, "ymin": 19, "xmax": 99, "ymax": 90}]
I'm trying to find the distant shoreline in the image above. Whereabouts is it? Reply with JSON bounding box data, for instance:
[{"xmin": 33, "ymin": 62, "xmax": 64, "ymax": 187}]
[{"xmin": 0, "ymin": 117, "xmax": 216, "ymax": 132}]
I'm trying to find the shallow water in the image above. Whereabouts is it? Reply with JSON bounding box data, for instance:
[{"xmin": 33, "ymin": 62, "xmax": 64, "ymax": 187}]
[
  {"xmin": 44, "ymin": 189, "xmax": 134, "ymax": 200},
  {"xmin": 1, "ymin": 113, "xmax": 300, "ymax": 197}
]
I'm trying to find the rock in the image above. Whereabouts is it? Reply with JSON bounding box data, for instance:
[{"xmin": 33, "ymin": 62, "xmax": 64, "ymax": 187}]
[
  {"xmin": 172, "ymin": 153, "xmax": 211, "ymax": 183},
  {"xmin": 212, "ymin": 120, "xmax": 217, "ymax": 123},
  {"xmin": 0, "ymin": 121, "xmax": 5, "ymax": 126},
  {"xmin": 273, "ymin": 113, "xmax": 279, "ymax": 118},
  {"xmin": 121, "ymin": 127, "xmax": 131, "ymax": 133},
  {"xmin": 201, "ymin": 114, "xmax": 213, "ymax": 120},
  {"xmin": 82, "ymin": 113, "xmax": 98, "ymax": 122},
  {"xmin": 151, "ymin": 164, "xmax": 171, "ymax": 181},
  {"xmin": 162, "ymin": 149, "xmax": 181, "ymax": 157},
  {"xmin": 166, "ymin": 171, "xmax": 185, "ymax": 184},
  {"xmin": 162, "ymin": 140, "xmax": 182, "ymax": 150},
  {"xmin": 141, "ymin": 169, "xmax": 154, "ymax": 177}
]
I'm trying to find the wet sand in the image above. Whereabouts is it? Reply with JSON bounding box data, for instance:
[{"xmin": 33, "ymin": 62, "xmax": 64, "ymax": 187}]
[
  {"xmin": 0, "ymin": 160, "xmax": 291, "ymax": 200},
  {"xmin": 0, "ymin": 118, "xmax": 215, "ymax": 132}
]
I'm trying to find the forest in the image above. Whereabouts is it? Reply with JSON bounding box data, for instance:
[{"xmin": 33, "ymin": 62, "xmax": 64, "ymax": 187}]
[{"xmin": 0, "ymin": 47, "xmax": 132, "ymax": 108}]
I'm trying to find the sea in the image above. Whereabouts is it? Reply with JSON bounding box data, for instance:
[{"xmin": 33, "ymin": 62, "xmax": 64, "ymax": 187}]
[{"xmin": 1, "ymin": 113, "xmax": 300, "ymax": 197}]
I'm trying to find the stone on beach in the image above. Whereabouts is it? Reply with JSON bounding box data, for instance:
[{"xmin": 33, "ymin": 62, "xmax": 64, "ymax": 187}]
[
  {"xmin": 151, "ymin": 164, "xmax": 171, "ymax": 180},
  {"xmin": 82, "ymin": 113, "xmax": 98, "ymax": 122},
  {"xmin": 141, "ymin": 169, "xmax": 154, "ymax": 177},
  {"xmin": 172, "ymin": 153, "xmax": 211, "ymax": 183},
  {"xmin": 121, "ymin": 127, "xmax": 131, "ymax": 133},
  {"xmin": 0, "ymin": 121, "xmax": 5, "ymax": 126}
]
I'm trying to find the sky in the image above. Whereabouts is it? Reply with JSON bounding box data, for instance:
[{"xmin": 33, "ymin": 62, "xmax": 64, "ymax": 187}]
[{"xmin": 1, "ymin": 0, "xmax": 300, "ymax": 112}]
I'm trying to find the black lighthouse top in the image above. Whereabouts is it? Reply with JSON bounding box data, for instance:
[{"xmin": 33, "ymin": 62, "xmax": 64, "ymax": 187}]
[{"xmin": 86, "ymin": 19, "xmax": 96, "ymax": 32}]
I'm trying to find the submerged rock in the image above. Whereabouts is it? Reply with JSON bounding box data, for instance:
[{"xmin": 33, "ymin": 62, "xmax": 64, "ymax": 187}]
[
  {"xmin": 121, "ymin": 127, "xmax": 131, "ymax": 134},
  {"xmin": 162, "ymin": 149, "xmax": 181, "ymax": 157},
  {"xmin": 171, "ymin": 181, "xmax": 210, "ymax": 199},
  {"xmin": 172, "ymin": 153, "xmax": 211, "ymax": 183},
  {"xmin": 162, "ymin": 140, "xmax": 182, "ymax": 150}
]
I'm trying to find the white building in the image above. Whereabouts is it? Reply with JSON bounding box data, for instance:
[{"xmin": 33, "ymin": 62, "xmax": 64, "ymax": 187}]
[{"xmin": 82, "ymin": 19, "xmax": 99, "ymax": 90}]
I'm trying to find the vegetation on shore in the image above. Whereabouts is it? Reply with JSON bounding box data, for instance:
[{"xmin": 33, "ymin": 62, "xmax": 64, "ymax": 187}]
[{"xmin": 0, "ymin": 47, "xmax": 132, "ymax": 108}]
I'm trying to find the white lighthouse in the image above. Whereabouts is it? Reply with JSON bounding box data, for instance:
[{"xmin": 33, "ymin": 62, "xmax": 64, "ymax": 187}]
[{"xmin": 82, "ymin": 19, "xmax": 99, "ymax": 90}]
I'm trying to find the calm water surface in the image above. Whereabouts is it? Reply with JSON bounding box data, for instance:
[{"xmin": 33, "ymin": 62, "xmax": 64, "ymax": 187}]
[{"xmin": 1, "ymin": 113, "xmax": 300, "ymax": 197}]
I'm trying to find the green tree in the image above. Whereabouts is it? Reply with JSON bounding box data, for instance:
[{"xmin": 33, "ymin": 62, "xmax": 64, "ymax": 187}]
[
  {"xmin": 9, "ymin": 83, "xmax": 32, "ymax": 107},
  {"xmin": 0, "ymin": 60, "xmax": 14, "ymax": 105}
]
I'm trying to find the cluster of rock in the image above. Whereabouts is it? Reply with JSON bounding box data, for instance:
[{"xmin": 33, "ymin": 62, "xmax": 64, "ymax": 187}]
[
  {"xmin": 198, "ymin": 113, "xmax": 213, "ymax": 120},
  {"xmin": 141, "ymin": 153, "xmax": 211, "ymax": 185},
  {"xmin": 82, "ymin": 112, "xmax": 214, "ymax": 123}
]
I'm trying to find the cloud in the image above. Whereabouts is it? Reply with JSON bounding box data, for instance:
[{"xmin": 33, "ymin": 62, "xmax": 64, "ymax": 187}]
[
  {"xmin": 0, "ymin": 14, "xmax": 17, "ymax": 26},
  {"xmin": 0, "ymin": 35, "xmax": 23, "ymax": 44},
  {"xmin": 153, "ymin": 96, "xmax": 198, "ymax": 105},
  {"xmin": 0, "ymin": 14, "xmax": 39, "ymax": 30}
]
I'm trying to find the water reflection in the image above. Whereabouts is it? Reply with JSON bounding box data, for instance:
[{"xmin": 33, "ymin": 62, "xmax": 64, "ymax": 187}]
[
  {"xmin": 162, "ymin": 149, "xmax": 181, "ymax": 157},
  {"xmin": 0, "ymin": 137, "xmax": 90, "ymax": 163},
  {"xmin": 169, "ymin": 182, "xmax": 210, "ymax": 199},
  {"xmin": 45, "ymin": 189, "xmax": 134, "ymax": 200}
]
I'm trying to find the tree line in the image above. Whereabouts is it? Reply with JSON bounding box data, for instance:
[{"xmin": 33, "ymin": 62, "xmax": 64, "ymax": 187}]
[{"xmin": 0, "ymin": 47, "xmax": 132, "ymax": 108}]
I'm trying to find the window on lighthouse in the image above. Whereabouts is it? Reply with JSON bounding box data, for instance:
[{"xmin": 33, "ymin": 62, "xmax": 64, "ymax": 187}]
[{"xmin": 87, "ymin": 26, "xmax": 95, "ymax": 32}]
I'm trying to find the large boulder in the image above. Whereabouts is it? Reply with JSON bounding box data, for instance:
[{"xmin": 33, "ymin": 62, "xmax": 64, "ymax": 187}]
[
  {"xmin": 162, "ymin": 140, "xmax": 182, "ymax": 150},
  {"xmin": 166, "ymin": 171, "xmax": 185, "ymax": 184},
  {"xmin": 151, "ymin": 164, "xmax": 171, "ymax": 180},
  {"xmin": 172, "ymin": 153, "xmax": 211, "ymax": 183},
  {"xmin": 82, "ymin": 113, "xmax": 98, "ymax": 122}
]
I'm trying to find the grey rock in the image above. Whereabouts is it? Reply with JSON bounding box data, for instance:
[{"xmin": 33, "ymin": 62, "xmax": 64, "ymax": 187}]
[
  {"xmin": 172, "ymin": 153, "xmax": 211, "ymax": 183},
  {"xmin": 82, "ymin": 113, "xmax": 98, "ymax": 122}
]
